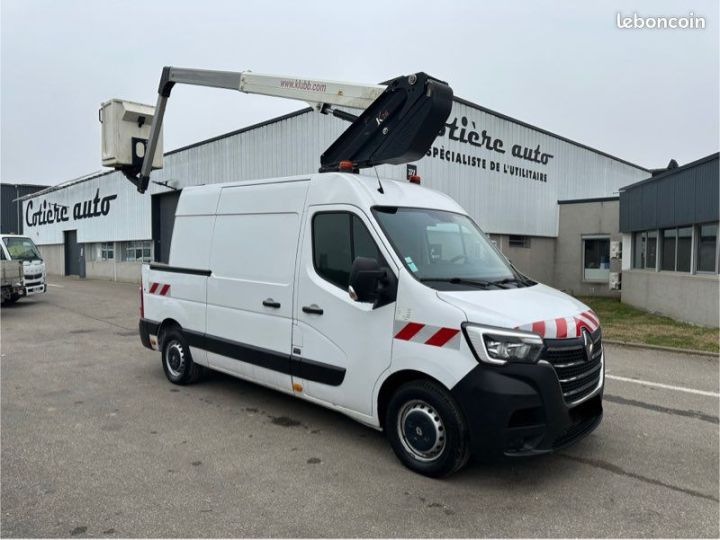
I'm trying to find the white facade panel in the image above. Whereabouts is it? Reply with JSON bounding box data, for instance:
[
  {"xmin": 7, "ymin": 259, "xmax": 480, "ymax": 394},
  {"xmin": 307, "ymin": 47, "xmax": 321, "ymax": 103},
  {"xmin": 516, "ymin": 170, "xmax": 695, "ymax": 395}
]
[
  {"xmin": 22, "ymin": 171, "xmax": 151, "ymax": 245},
  {"xmin": 22, "ymin": 98, "xmax": 649, "ymax": 245}
]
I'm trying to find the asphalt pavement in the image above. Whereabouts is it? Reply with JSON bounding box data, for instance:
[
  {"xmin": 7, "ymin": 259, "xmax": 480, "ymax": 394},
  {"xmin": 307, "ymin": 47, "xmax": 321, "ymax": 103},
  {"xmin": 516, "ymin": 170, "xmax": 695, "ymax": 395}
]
[{"xmin": 1, "ymin": 277, "xmax": 718, "ymax": 537}]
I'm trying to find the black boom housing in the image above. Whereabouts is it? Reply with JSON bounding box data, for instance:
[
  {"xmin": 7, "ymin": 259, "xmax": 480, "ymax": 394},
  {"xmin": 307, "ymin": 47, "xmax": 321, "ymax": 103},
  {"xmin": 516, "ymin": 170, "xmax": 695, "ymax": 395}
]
[{"xmin": 319, "ymin": 73, "xmax": 453, "ymax": 172}]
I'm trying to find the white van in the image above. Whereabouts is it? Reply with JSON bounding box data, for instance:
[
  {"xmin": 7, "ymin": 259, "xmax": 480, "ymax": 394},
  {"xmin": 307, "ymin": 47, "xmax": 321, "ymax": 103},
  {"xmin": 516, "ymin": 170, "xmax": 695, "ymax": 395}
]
[
  {"xmin": 0, "ymin": 235, "xmax": 47, "ymax": 302},
  {"xmin": 140, "ymin": 172, "xmax": 604, "ymax": 477}
]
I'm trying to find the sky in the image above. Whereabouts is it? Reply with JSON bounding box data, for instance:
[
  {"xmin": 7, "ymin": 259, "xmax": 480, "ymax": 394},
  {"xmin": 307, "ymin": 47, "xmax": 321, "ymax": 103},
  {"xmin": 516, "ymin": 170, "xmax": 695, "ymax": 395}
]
[{"xmin": 1, "ymin": 0, "xmax": 718, "ymax": 185}]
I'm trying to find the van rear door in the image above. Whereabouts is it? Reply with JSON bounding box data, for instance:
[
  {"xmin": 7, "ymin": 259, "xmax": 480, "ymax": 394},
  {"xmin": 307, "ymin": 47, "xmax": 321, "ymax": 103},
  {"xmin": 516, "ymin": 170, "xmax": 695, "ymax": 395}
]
[{"xmin": 205, "ymin": 180, "xmax": 309, "ymax": 392}]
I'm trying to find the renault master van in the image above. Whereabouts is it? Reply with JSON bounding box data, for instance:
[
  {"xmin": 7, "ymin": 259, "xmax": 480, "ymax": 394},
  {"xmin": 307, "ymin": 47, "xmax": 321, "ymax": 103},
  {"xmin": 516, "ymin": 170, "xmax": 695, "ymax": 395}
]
[{"xmin": 139, "ymin": 173, "xmax": 603, "ymax": 477}]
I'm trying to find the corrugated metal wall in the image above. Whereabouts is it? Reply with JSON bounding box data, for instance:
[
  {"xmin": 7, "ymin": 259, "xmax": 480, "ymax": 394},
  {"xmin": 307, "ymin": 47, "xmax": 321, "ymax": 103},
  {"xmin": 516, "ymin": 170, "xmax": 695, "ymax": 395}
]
[
  {"xmin": 619, "ymin": 153, "xmax": 719, "ymax": 232},
  {"xmin": 23, "ymin": 99, "xmax": 650, "ymax": 245},
  {"xmin": 1, "ymin": 184, "xmax": 49, "ymax": 234}
]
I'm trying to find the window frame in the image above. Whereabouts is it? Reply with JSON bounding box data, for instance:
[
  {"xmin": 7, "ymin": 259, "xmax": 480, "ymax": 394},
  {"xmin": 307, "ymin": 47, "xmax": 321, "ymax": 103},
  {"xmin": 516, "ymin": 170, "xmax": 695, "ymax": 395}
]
[
  {"xmin": 581, "ymin": 234, "xmax": 611, "ymax": 283},
  {"xmin": 311, "ymin": 210, "xmax": 390, "ymax": 292},
  {"xmin": 100, "ymin": 241, "xmax": 114, "ymax": 261},
  {"xmin": 695, "ymin": 222, "xmax": 720, "ymax": 274},
  {"xmin": 659, "ymin": 226, "xmax": 695, "ymax": 273},
  {"xmin": 124, "ymin": 240, "xmax": 153, "ymax": 263},
  {"xmin": 660, "ymin": 228, "xmax": 678, "ymax": 272},
  {"xmin": 508, "ymin": 235, "xmax": 531, "ymax": 249},
  {"xmin": 675, "ymin": 226, "xmax": 693, "ymax": 273},
  {"xmin": 645, "ymin": 230, "xmax": 658, "ymax": 270},
  {"xmin": 632, "ymin": 231, "xmax": 646, "ymax": 269}
]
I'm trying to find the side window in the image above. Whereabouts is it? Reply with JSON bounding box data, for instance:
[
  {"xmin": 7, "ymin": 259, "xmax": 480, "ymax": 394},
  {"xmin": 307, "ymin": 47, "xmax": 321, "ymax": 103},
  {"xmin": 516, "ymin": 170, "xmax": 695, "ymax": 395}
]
[
  {"xmin": 353, "ymin": 216, "xmax": 384, "ymax": 262},
  {"xmin": 0, "ymin": 248, "xmax": 6, "ymax": 261},
  {"xmin": 313, "ymin": 212, "xmax": 386, "ymax": 289}
]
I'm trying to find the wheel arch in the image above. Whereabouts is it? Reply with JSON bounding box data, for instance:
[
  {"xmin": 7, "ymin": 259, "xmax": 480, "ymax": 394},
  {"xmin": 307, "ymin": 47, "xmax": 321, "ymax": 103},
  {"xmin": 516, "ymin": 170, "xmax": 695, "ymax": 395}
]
[
  {"xmin": 157, "ymin": 318, "xmax": 182, "ymax": 348},
  {"xmin": 377, "ymin": 369, "xmax": 447, "ymax": 430}
]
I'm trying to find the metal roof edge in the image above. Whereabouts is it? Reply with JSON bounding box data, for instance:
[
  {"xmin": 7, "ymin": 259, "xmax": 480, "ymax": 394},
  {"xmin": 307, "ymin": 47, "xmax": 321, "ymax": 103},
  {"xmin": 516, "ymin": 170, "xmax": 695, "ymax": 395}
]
[
  {"xmin": 16, "ymin": 170, "xmax": 113, "ymax": 201},
  {"xmin": 0, "ymin": 182, "xmax": 51, "ymax": 189},
  {"xmin": 618, "ymin": 151, "xmax": 719, "ymax": 192},
  {"xmin": 558, "ymin": 196, "xmax": 619, "ymax": 205}
]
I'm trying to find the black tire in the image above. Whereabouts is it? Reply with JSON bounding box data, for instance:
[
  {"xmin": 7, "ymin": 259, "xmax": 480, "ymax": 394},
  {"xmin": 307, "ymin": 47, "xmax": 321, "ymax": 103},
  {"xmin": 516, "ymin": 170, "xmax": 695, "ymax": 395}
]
[
  {"xmin": 385, "ymin": 380, "xmax": 471, "ymax": 478},
  {"xmin": 4, "ymin": 294, "xmax": 20, "ymax": 305},
  {"xmin": 160, "ymin": 328, "xmax": 204, "ymax": 385}
]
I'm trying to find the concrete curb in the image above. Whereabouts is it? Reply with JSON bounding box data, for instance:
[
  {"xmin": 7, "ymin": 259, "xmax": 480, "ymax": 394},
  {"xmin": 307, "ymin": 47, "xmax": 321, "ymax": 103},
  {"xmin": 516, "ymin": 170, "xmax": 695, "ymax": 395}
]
[{"xmin": 603, "ymin": 339, "xmax": 719, "ymax": 358}]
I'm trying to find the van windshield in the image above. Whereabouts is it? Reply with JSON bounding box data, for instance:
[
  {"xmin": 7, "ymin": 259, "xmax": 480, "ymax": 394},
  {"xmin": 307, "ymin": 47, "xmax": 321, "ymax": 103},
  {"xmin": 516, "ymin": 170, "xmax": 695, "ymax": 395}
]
[
  {"xmin": 2, "ymin": 237, "xmax": 42, "ymax": 261},
  {"xmin": 372, "ymin": 207, "xmax": 533, "ymax": 289}
]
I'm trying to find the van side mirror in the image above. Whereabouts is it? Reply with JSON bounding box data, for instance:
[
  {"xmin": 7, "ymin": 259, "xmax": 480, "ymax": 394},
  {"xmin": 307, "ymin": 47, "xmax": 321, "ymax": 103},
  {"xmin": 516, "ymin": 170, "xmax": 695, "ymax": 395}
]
[{"xmin": 348, "ymin": 257, "xmax": 397, "ymax": 308}]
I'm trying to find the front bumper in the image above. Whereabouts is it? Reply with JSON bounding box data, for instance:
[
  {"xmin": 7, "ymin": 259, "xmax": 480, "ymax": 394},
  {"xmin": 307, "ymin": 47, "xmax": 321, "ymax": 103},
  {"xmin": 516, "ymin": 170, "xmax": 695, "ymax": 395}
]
[
  {"xmin": 24, "ymin": 283, "xmax": 46, "ymax": 295},
  {"xmin": 450, "ymin": 353, "xmax": 603, "ymax": 460},
  {"xmin": 23, "ymin": 268, "xmax": 45, "ymax": 295}
]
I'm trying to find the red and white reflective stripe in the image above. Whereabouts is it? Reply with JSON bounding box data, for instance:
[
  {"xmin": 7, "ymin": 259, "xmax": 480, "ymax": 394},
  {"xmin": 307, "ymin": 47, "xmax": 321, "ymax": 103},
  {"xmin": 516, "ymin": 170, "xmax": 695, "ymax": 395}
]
[
  {"xmin": 517, "ymin": 310, "xmax": 600, "ymax": 339},
  {"xmin": 147, "ymin": 282, "xmax": 171, "ymax": 296},
  {"xmin": 393, "ymin": 321, "xmax": 461, "ymax": 349}
]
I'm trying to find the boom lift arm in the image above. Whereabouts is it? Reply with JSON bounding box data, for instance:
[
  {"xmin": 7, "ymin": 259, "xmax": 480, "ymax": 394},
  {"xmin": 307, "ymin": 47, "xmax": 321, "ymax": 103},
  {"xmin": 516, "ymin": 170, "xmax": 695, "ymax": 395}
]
[{"xmin": 113, "ymin": 67, "xmax": 453, "ymax": 193}]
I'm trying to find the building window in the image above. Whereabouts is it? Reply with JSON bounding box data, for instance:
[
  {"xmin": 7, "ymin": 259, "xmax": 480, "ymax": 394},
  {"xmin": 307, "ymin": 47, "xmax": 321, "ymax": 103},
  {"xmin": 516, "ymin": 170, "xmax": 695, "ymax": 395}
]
[
  {"xmin": 508, "ymin": 235, "xmax": 531, "ymax": 248},
  {"xmin": 583, "ymin": 236, "xmax": 610, "ymax": 282},
  {"xmin": 676, "ymin": 227, "xmax": 692, "ymax": 272},
  {"xmin": 697, "ymin": 223, "xmax": 718, "ymax": 273},
  {"xmin": 633, "ymin": 232, "xmax": 646, "ymax": 268},
  {"xmin": 632, "ymin": 230, "xmax": 657, "ymax": 269},
  {"xmin": 646, "ymin": 231, "xmax": 657, "ymax": 269},
  {"xmin": 100, "ymin": 242, "xmax": 114, "ymax": 261},
  {"xmin": 660, "ymin": 228, "xmax": 677, "ymax": 271},
  {"xmin": 659, "ymin": 226, "xmax": 695, "ymax": 272},
  {"xmin": 123, "ymin": 240, "xmax": 152, "ymax": 262}
]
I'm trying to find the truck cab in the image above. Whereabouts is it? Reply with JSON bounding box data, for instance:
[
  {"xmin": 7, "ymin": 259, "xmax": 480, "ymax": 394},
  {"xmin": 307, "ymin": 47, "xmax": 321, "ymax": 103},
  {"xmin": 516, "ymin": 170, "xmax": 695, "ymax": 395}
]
[
  {"xmin": 139, "ymin": 173, "xmax": 604, "ymax": 477},
  {"xmin": 0, "ymin": 235, "xmax": 47, "ymax": 299}
]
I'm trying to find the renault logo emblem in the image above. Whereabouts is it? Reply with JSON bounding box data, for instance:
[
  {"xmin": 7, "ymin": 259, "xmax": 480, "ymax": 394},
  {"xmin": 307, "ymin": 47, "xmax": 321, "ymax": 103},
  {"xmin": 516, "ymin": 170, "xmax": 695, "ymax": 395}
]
[{"xmin": 582, "ymin": 328, "xmax": 594, "ymax": 361}]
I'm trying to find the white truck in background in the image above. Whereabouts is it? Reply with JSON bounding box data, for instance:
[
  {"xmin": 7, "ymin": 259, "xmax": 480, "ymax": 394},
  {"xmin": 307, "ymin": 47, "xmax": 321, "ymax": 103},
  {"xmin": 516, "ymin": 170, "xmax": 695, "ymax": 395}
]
[
  {"xmin": 0, "ymin": 235, "xmax": 47, "ymax": 302},
  {"xmin": 1, "ymin": 255, "xmax": 24, "ymax": 305}
]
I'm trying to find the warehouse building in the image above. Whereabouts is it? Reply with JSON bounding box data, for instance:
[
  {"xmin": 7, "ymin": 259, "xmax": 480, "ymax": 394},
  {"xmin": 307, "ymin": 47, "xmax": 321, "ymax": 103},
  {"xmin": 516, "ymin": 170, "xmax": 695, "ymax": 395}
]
[
  {"xmin": 20, "ymin": 96, "xmax": 651, "ymax": 294},
  {"xmin": 620, "ymin": 152, "xmax": 719, "ymax": 326}
]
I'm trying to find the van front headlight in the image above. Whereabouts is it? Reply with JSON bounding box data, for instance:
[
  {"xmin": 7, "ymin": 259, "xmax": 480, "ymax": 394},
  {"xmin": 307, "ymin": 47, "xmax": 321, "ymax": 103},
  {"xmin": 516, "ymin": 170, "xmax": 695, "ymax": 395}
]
[{"xmin": 462, "ymin": 323, "xmax": 544, "ymax": 365}]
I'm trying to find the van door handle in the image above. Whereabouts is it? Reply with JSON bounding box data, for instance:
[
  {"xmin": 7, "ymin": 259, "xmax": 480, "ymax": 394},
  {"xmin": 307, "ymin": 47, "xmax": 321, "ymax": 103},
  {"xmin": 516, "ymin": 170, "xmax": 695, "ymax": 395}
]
[
  {"xmin": 262, "ymin": 299, "xmax": 281, "ymax": 308},
  {"xmin": 302, "ymin": 304, "xmax": 324, "ymax": 315}
]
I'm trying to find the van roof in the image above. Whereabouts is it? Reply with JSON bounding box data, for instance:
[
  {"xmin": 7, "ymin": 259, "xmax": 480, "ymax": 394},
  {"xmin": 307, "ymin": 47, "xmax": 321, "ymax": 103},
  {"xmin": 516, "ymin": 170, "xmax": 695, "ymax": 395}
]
[{"xmin": 177, "ymin": 173, "xmax": 464, "ymax": 216}]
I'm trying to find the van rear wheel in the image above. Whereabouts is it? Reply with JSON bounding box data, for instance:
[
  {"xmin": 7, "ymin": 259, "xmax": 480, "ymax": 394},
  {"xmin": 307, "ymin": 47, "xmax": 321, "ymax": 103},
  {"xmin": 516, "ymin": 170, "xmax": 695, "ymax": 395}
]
[
  {"xmin": 385, "ymin": 380, "xmax": 470, "ymax": 477},
  {"xmin": 161, "ymin": 328, "xmax": 204, "ymax": 385}
]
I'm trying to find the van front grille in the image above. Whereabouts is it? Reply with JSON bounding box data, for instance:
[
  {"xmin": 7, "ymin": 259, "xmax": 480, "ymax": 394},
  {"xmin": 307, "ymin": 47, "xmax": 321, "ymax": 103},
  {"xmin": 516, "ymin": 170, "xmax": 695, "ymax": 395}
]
[{"xmin": 542, "ymin": 329, "xmax": 603, "ymax": 406}]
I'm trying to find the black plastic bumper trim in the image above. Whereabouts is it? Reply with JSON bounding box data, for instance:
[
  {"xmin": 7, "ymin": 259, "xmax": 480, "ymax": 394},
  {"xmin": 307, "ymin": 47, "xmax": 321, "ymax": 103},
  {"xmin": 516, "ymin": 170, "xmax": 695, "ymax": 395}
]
[
  {"xmin": 148, "ymin": 263, "xmax": 211, "ymax": 276},
  {"xmin": 139, "ymin": 318, "xmax": 159, "ymax": 349},
  {"xmin": 450, "ymin": 360, "xmax": 603, "ymax": 460},
  {"xmin": 138, "ymin": 319, "xmax": 345, "ymax": 386}
]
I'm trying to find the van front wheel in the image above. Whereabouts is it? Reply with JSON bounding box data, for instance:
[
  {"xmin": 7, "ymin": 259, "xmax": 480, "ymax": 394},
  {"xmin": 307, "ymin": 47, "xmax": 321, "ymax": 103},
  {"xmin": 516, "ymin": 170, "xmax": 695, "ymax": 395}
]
[
  {"xmin": 385, "ymin": 380, "xmax": 470, "ymax": 477},
  {"xmin": 161, "ymin": 329, "xmax": 204, "ymax": 385}
]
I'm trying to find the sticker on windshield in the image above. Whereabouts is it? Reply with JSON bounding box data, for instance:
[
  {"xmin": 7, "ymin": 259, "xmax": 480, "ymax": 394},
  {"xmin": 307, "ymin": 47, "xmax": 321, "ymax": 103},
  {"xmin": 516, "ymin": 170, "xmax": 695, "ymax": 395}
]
[{"xmin": 404, "ymin": 256, "xmax": 418, "ymax": 272}]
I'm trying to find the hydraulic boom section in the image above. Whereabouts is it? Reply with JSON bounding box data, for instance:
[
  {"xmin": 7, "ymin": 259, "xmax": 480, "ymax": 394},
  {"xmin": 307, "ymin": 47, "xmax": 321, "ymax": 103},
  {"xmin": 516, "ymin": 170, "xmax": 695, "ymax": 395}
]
[{"xmin": 105, "ymin": 66, "xmax": 453, "ymax": 193}]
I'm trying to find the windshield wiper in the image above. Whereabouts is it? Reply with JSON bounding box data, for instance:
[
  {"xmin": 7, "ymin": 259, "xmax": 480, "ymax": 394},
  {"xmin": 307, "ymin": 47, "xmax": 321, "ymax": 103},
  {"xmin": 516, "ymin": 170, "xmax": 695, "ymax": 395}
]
[
  {"xmin": 420, "ymin": 277, "xmax": 509, "ymax": 289},
  {"xmin": 493, "ymin": 276, "xmax": 535, "ymax": 287}
]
